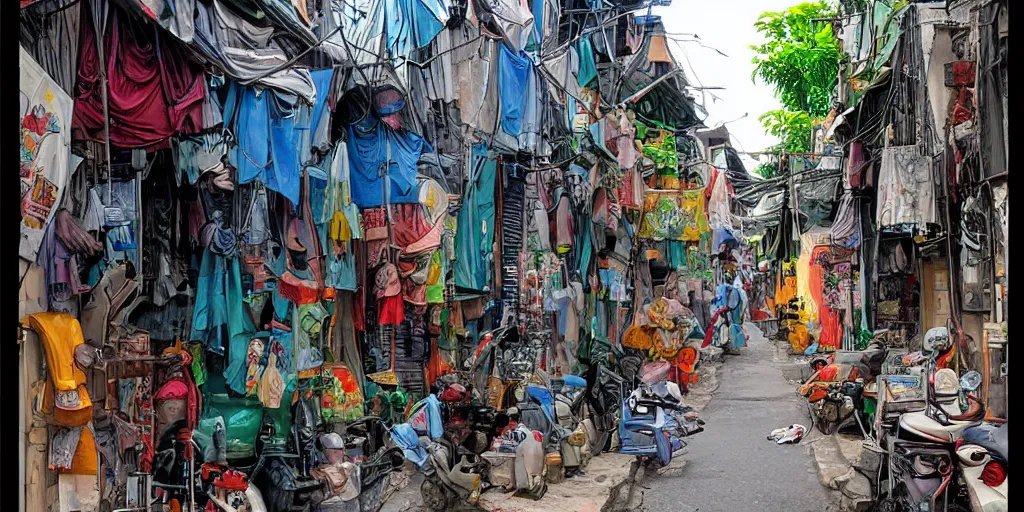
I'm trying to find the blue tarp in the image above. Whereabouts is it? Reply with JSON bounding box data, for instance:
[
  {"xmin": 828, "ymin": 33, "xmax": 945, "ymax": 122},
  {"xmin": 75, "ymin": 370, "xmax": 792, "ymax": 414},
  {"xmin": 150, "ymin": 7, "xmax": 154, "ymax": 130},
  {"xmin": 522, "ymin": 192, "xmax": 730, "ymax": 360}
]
[{"xmin": 385, "ymin": 0, "xmax": 448, "ymax": 57}]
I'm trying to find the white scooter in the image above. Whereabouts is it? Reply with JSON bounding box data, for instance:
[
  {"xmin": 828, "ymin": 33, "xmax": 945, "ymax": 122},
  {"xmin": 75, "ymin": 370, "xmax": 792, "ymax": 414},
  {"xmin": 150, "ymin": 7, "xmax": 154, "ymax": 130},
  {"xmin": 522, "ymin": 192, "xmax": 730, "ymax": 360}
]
[{"xmin": 955, "ymin": 421, "xmax": 1008, "ymax": 512}]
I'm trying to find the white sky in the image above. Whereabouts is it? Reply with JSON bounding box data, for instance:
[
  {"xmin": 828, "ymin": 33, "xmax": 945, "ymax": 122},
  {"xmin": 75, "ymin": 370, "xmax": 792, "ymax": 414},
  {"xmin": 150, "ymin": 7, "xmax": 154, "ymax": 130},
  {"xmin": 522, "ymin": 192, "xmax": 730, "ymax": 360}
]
[{"xmin": 651, "ymin": 0, "xmax": 801, "ymax": 156}]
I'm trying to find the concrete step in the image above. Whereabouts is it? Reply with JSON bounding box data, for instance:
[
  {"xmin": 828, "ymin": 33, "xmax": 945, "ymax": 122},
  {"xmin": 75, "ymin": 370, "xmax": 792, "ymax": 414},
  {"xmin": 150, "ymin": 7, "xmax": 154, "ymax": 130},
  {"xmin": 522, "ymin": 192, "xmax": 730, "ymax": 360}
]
[
  {"xmin": 807, "ymin": 432, "xmax": 852, "ymax": 489},
  {"xmin": 779, "ymin": 362, "xmax": 810, "ymax": 383}
]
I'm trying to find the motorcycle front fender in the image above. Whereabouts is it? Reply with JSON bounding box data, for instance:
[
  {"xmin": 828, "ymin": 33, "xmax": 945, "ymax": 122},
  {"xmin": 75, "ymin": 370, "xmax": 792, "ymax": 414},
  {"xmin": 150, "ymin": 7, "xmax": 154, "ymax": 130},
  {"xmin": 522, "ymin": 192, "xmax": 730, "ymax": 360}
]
[
  {"xmin": 960, "ymin": 465, "xmax": 1008, "ymax": 512},
  {"xmin": 246, "ymin": 485, "xmax": 268, "ymax": 512},
  {"xmin": 206, "ymin": 485, "xmax": 267, "ymax": 512}
]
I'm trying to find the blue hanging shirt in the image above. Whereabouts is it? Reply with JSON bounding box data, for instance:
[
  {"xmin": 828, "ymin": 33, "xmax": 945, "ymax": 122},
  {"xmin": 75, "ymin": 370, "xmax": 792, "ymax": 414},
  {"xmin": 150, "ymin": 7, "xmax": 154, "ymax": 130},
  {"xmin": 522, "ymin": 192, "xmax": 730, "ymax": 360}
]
[
  {"xmin": 347, "ymin": 117, "xmax": 433, "ymax": 208},
  {"xmin": 499, "ymin": 45, "xmax": 533, "ymax": 137}
]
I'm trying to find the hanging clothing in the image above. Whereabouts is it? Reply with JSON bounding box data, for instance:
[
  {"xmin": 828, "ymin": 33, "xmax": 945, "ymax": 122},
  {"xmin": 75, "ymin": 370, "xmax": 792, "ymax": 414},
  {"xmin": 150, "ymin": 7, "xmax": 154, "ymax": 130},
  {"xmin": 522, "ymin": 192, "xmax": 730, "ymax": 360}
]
[
  {"xmin": 347, "ymin": 117, "xmax": 433, "ymax": 208},
  {"xmin": 73, "ymin": 4, "xmax": 206, "ymax": 147},
  {"xmin": 173, "ymin": 133, "xmax": 227, "ymax": 186},
  {"xmin": 24, "ymin": 313, "xmax": 93, "ymax": 420},
  {"xmin": 21, "ymin": 47, "xmax": 77, "ymax": 262},
  {"xmin": 309, "ymin": 68, "xmax": 336, "ymax": 155},
  {"xmin": 190, "ymin": 247, "xmax": 255, "ymax": 394},
  {"xmin": 876, "ymin": 145, "xmax": 936, "ymax": 228},
  {"xmin": 809, "ymin": 246, "xmax": 842, "ymax": 350},
  {"xmin": 454, "ymin": 145, "xmax": 497, "ymax": 292},
  {"xmin": 383, "ymin": 0, "xmax": 449, "ymax": 58},
  {"xmin": 192, "ymin": 0, "xmax": 308, "ymax": 88},
  {"xmin": 499, "ymin": 44, "xmax": 533, "ymax": 137},
  {"xmin": 224, "ymin": 82, "xmax": 304, "ymax": 208},
  {"xmin": 294, "ymin": 304, "xmax": 327, "ymax": 375},
  {"xmin": 576, "ymin": 35, "xmax": 597, "ymax": 87}
]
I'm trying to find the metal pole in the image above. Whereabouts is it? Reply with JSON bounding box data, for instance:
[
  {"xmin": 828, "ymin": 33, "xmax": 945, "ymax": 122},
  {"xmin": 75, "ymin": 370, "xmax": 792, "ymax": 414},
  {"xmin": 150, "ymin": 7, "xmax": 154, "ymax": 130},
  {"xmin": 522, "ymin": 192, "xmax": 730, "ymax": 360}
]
[{"xmin": 91, "ymin": 0, "xmax": 113, "ymax": 206}]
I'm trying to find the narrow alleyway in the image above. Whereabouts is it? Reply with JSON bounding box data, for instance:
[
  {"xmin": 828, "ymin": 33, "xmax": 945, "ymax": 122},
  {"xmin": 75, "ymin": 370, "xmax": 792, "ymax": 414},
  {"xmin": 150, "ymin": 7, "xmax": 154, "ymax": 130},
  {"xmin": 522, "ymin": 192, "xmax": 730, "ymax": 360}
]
[{"xmin": 641, "ymin": 330, "xmax": 833, "ymax": 512}]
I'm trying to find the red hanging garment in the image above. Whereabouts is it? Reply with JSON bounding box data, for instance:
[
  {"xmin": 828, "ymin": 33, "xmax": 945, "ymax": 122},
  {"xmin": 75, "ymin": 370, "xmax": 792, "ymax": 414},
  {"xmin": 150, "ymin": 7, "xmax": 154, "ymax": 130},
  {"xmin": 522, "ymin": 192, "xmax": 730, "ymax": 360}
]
[{"xmin": 73, "ymin": 4, "xmax": 205, "ymax": 147}]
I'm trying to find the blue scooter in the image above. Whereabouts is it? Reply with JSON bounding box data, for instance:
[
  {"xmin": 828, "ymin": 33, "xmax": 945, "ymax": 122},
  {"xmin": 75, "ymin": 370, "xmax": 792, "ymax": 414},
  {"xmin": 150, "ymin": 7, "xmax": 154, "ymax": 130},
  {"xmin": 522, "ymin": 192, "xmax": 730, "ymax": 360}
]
[{"xmin": 617, "ymin": 384, "xmax": 704, "ymax": 466}]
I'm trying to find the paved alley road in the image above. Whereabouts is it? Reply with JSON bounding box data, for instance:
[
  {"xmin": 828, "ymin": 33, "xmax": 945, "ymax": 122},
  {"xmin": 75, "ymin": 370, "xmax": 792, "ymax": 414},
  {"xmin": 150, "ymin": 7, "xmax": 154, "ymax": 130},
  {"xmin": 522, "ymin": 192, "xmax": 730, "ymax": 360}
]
[{"xmin": 641, "ymin": 329, "xmax": 832, "ymax": 512}]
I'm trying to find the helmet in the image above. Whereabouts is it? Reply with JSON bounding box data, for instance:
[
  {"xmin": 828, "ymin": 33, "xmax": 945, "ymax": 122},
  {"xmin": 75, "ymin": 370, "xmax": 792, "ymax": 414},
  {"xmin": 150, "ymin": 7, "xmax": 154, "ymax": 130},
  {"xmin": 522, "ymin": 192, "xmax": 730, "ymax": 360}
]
[
  {"xmin": 933, "ymin": 368, "xmax": 960, "ymax": 395},
  {"xmin": 923, "ymin": 327, "xmax": 951, "ymax": 354}
]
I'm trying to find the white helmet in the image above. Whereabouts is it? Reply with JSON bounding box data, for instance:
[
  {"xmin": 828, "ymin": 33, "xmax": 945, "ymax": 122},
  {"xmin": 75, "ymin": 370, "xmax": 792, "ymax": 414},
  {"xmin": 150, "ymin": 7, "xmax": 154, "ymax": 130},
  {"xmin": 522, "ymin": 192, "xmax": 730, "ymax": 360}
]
[{"xmin": 923, "ymin": 327, "xmax": 951, "ymax": 354}]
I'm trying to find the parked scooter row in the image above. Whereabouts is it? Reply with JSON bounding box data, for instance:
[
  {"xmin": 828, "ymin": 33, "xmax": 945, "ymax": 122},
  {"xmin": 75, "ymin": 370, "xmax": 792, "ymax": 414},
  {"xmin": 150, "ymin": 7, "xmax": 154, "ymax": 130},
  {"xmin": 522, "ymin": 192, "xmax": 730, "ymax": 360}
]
[
  {"xmin": 147, "ymin": 403, "xmax": 403, "ymax": 512},
  {"xmin": 877, "ymin": 359, "xmax": 1008, "ymax": 512},
  {"xmin": 799, "ymin": 327, "xmax": 1007, "ymax": 512},
  {"xmin": 392, "ymin": 326, "xmax": 708, "ymax": 510},
  {"xmin": 873, "ymin": 329, "xmax": 1007, "ymax": 512}
]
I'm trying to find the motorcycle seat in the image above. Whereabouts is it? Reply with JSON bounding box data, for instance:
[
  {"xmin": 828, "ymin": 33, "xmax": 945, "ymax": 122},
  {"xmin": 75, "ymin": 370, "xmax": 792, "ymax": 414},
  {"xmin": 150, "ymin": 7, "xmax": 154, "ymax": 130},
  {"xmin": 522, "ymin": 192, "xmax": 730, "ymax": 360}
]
[
  {"xmin": 636, "ymin": 393, "xmax": 683, "ymax": 407},
  {"xmin": 899, "ymin": 411, "xmax": 976, "ymax": 443},
  {"xmin": 962, "ymin": 422, "xmax": 1008, "ymax": 463}
]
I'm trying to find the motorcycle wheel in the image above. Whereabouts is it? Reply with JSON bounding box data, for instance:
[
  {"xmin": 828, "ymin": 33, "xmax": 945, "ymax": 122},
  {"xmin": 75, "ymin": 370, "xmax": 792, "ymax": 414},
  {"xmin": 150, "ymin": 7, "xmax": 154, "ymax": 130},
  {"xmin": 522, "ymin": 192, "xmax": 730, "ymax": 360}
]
[{"xmin": 421, "ymin": 478, "xmax": 452, "ymax": 511}]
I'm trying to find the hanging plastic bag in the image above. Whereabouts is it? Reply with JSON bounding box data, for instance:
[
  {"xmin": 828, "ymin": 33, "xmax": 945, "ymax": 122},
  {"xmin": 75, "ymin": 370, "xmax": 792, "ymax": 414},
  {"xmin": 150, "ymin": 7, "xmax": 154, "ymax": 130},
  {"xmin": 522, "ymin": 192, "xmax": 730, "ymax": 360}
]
[{"xmin": 258, "ymin": 353, "xmax": 285, "ymax": 409}]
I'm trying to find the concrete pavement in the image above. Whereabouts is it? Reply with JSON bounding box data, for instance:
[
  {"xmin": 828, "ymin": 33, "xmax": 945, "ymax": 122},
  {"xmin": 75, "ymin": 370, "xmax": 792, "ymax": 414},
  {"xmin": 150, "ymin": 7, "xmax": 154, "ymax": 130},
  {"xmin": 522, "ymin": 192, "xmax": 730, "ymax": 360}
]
[{"xmin": 638, "ymin": 325, "xmax": 839, "ymax": 512}]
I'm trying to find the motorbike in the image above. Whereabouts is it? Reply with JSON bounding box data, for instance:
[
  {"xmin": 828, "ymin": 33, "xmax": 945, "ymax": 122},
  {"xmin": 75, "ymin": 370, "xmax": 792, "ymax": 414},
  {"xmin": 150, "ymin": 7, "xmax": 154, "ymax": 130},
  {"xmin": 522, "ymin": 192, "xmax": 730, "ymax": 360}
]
[
  {"xmin": 395, "ymin": 391, "xmax": 495, "ymax": 511},
  {"xmin": 877, "ymin": 360, "xmax": 986, "ymax": 512},
  {"xmin": 617, "ymin": 384, "xmax": 703, "ymax": 467},
  {"xmin": 253, "ymin": 398, "xmax": 329, "ymax": 512},
  {"xmin": 617, "ymin": 362, "xmax": 703, "ymax": 467},
  {"xmin": 552, "ymin": 375, "xmax": 592, "ymax": 476},
  {"xmin": 150, "ymin": 418, "xmax": 268, "ymax": 512},
  {"xmin": 803, "ymin": 337, "xmax": 888, "ymax": 436},
  {"xmin": 955, "ymin": 421, "xmax": 1008, "ymax": 512}
]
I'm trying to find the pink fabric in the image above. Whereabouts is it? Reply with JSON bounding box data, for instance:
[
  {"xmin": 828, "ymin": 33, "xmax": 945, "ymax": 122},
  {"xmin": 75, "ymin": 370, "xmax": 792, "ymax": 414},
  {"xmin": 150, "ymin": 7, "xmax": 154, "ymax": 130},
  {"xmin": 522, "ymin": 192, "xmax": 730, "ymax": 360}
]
[
  {"xmin": 73, "ymin": 5, "xmax": 205, "ymax": 148},
  {"xmin": 554, "ymin": 195, "xmax": 574, "ymax": 248},
  {"xmin": 403, "ymin": 279, "xmax": 427, "ymax": 306},
  {"xmin": 615, "ymin": 113, "xmax": 639, "ymax": 169},
  {"xmin": 375, "ymin": 263, "xmax": 401, "ymax": 299},
  {"xmin": 154, "ymin": 379, "xmax": 189, "ymax": 401},
  {"xmin": 392, "ymin": 204, "xmax": 442, "ymax": 255}
]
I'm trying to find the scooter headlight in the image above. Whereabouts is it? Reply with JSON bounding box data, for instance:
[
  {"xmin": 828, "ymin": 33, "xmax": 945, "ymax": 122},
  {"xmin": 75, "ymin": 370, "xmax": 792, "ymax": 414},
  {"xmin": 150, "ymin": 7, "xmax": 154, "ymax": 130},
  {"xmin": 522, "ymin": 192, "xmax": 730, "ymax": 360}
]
[{"xmin": 956, "ymin": 443, "xmax": 990, "ymax": 467}]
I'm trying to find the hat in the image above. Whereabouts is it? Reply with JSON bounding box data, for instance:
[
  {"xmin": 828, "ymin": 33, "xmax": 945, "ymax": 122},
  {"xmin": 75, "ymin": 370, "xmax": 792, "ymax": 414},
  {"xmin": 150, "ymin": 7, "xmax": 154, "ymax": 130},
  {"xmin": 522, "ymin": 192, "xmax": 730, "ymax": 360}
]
[
  {"xmin": 320, "ymin": 432, "xmax": 345, "ymax": 450},
  {"xmin": 74, "ymin": 344, "xmax": 96, "ymax": 370}
]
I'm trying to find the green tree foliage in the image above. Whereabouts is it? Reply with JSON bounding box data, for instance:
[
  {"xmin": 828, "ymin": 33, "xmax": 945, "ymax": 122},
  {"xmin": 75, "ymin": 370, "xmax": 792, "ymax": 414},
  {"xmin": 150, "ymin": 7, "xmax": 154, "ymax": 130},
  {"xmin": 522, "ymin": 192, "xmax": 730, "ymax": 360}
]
[
  {"xmin": 754, "ymin": 161, "xmax": 782, "ymax": 179},
  {"xmin": 751, "ymin": 2, "xmax": 840, "ymax": 154},
  {"xmin": 751, "ymin": 2, "xmax": 840, "ymax": 117},
  {"xmin": 759, "ymin": 109, "xmax": 815, "ymax": 154}
]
